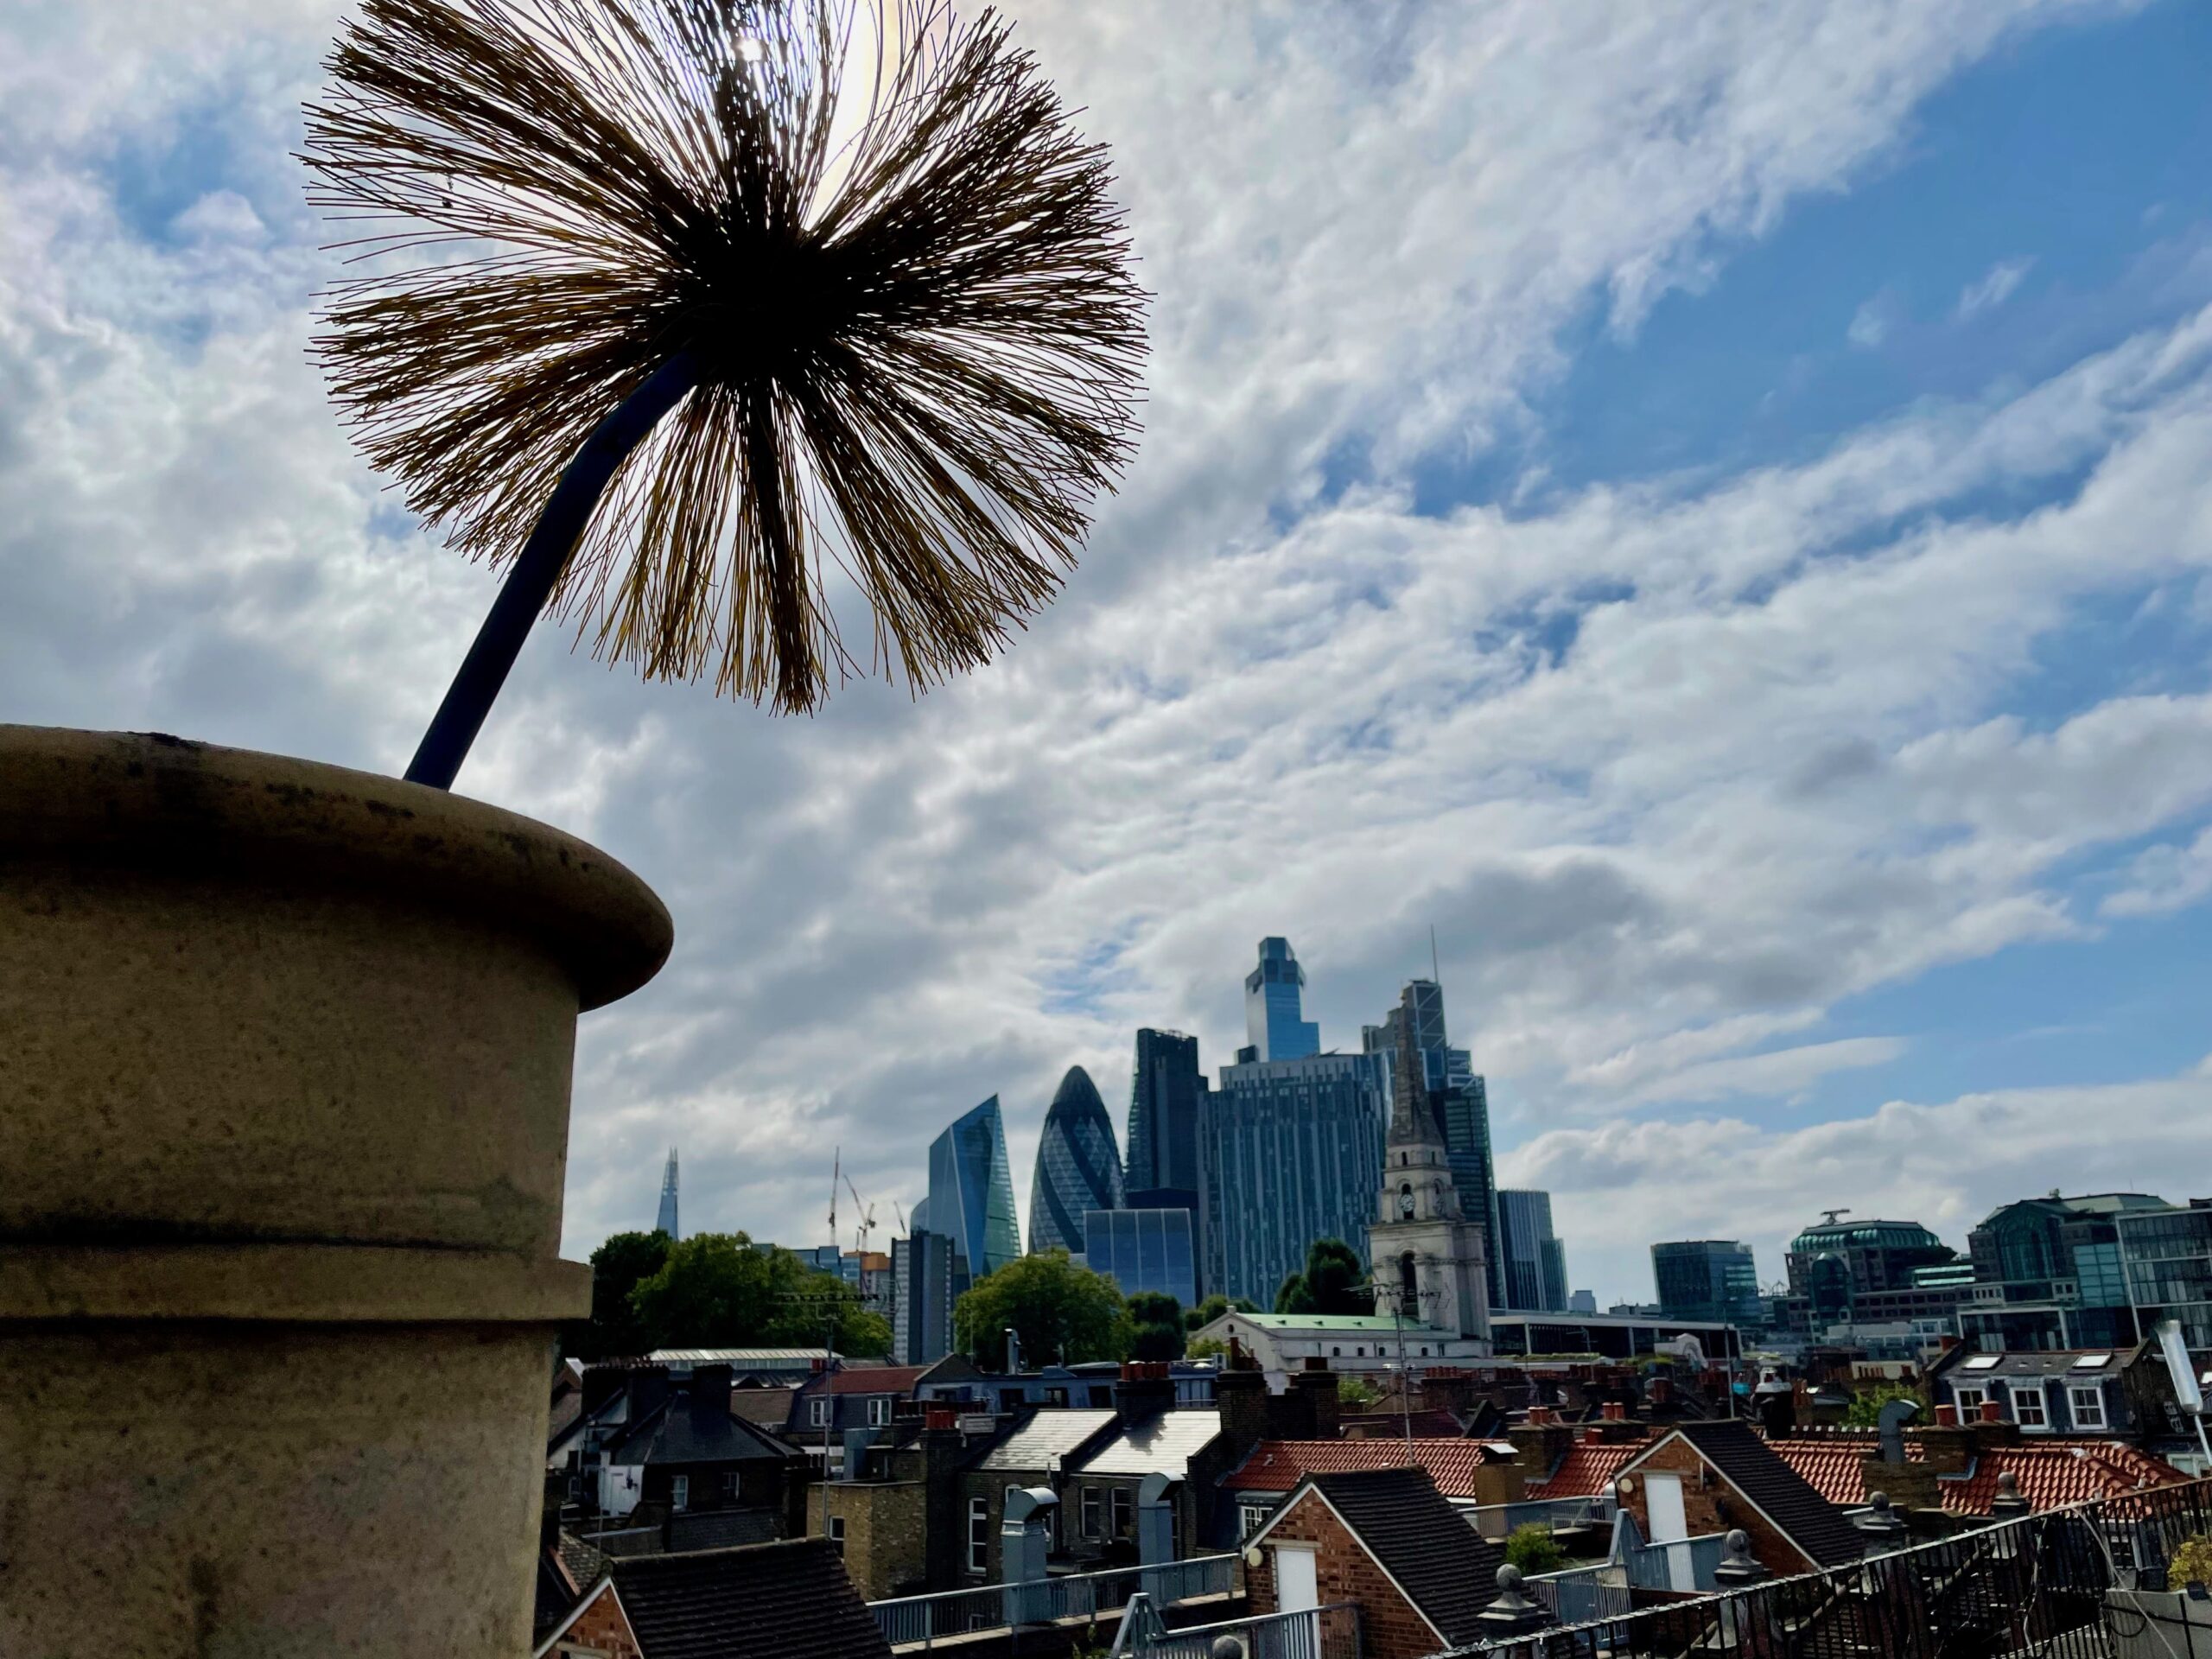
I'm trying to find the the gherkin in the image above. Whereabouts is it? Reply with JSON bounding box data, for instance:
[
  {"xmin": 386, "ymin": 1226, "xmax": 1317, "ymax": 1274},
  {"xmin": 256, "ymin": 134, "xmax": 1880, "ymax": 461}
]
[{"xmin": 1028, "ymin": 1066, "xmax": 1123, "ymax": 1257}]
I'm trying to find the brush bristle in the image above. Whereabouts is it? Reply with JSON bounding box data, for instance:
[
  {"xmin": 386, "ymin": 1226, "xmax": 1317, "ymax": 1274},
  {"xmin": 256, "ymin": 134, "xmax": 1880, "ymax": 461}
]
[{"xmin": 304, "ymin": 0, "xmax": 1145, "ymax": 712}]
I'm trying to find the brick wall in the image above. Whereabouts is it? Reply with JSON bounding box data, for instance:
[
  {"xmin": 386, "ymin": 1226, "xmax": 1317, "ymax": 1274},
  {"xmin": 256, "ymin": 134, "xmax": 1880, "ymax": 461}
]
[
  {"xmin": 808, "ymin": 1478, "xmax": 929, "ymax": 1600},
  {"xmin": 549, "ymin": 1580, "xmax": 641, "ymax": 1659},
  {"xmin": 1620, "ymin": 1439, "xmax": 1815, "ymax": 1578},
  {"xmin": 1248, "ymin": 1492, "xmax": 1440, "ymax": 1659}
]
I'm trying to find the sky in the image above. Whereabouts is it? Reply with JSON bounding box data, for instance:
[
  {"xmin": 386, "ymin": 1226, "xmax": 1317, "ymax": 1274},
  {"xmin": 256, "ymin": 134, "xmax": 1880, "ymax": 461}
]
[{"xmin": 4, "ymin": 0, "xmax": 2212, "ymax": 1306}]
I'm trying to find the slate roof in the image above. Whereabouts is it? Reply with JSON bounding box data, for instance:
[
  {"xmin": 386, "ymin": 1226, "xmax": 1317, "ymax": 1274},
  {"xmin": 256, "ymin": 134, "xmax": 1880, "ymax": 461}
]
[
  {"xmin": 1303, "ymin": 1467, "xmax": 1504, "ymax": 1648},
  {"xmin": 976, "ymin": 1408, "xmax": 1121, "ymax": 1471},
  {"xmin": 611, "ymin": 1537, "xmax": 892, "ymax": 1659},
  {"xmin": 1936, "ymin": 1346, "xmax": 2135, "ymax": 1382},
  {"xmin": 818, "ymin": 1365, "xmax": 932, "ymax": 1395},
  {"xmin": 730, "ymin": 1386, "xmax": 798, "ymax": 1427},
  {"xmin": 607, "ymin": 1393, "xmax": 804, "ymax": 1468},
  {"xmin": 1765, "ymin": 1433, "xmax": 2191, "ymax": 1516},
  {"xmin": 1662, "ymin": 1421, "xmax": 1865, "ymax": 1570},
  {"xmin": 1521, "ymin": 1436, "xmax": 1649, "ymax": 1501},
  {"xmin": 1073, "ymin": 1409, "xmax": 1224, "ymax": 1478},
  {"xmin": 1224, "ymin": 1437, "xmax": 1512, "ymax": 1497}
]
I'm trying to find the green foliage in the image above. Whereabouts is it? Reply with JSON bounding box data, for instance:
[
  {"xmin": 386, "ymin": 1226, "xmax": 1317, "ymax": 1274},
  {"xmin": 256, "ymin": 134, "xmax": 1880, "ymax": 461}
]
[
  {"xmin": 563, "ymin": 1229, "xmax": 674, "ymax": 1361},
  {"xmin": 1504, "ymin": 1524, "xmax": 1567, "ymax": 1576},
  {"xmin": 626, "ymin": 1232, "xmax": 891, "ymax": 1357},
  {"xmin": 1185, "ymin": 1336, "xmax": 1229, "ymax": 1362},
  {"xmin": 1334, "ymin": 1374, "xmax": 1382, "ymax": 1410},
  {"xmin": 1841, "ymin": 1381, "xmax": 1929, "ymax": 1428},
  {"xmin": 1127, "ymin": 1292, "xmax": 1185, "ymax": 1362},
  {"xmin": 2170, "ymin": 1534, "xmax": 2212, "ymax": 1588},
  {"xmin": 1274, "ymin": 1237, "xmax": 1372, "ymax": 1317},
  {"xmin": 1185, "ymin": 1294, "xmax": 1260, "ymax": 1332},
  {"xmin": 955, "ymin": 1249, "xmax": 1129, "ymax": 1369}
]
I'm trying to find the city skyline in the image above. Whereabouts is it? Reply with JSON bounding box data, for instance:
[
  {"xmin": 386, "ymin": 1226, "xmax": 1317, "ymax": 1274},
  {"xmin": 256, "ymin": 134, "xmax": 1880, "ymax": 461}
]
[{"xmin": 31, "ymin": 0, "xmax": 2212, "ymax": 1306}]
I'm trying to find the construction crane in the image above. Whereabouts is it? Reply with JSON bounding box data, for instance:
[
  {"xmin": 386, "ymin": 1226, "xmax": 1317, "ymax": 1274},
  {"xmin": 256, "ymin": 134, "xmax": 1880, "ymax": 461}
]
[
  {"xmin": 828, "ymin": 1147, "xmax": 841, "ymax": 1253},
  {"xmin": 844, "ymin": 1173, "xmax": 876, "ymax": 1256},
  {"xmin": 891, "ymin": 1199, "xmax": 907, "ymax": 1234}
]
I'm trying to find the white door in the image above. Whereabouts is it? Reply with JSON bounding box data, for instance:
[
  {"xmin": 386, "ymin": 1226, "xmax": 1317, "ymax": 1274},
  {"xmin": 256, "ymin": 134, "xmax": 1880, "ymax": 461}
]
[
  {"xmin": 1274, "ymin": 1545, "xmax": 1319, "ymax": 1611},
  {"xmin": 1643, "ymin": 1473, "xmax": 1694, "ymax": 1591}
]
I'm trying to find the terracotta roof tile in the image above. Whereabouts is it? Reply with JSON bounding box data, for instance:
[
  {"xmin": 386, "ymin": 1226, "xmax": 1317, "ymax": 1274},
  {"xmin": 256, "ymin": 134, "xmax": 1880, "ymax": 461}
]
[
  {"xmin": 1522, "ymin": 1438, "xmax": 1647, "ymax": 1501},
  {"xmin": 1224, "ymin": 1439, "xmax": 1502, "ymax": 1497},
  {"xmin": 1764, "ymin": 1433, "xmax": 2191, "ymax": 1516}
]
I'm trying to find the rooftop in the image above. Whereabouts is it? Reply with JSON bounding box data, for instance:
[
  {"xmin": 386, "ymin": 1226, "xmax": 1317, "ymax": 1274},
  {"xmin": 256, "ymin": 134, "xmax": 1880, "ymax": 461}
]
[
  {"xmin": 1224, "ymin": 1437, "xmax": 1516, "ymax": 1497},
  {"xmin": 1214, "ymin": 1313, "xmax": 1406, "ymax": 1332},
  {"xmin": 1297, "ymin": 1467, "xmax": 1504, "ymax": 1649},
  {"xmin": 1629, "ymin": 1421, "xmax": 1866, "ymax": 1570},
  {"xmin": 1522, "ymin": 1434, "xmax": 1649, "ymax": 1501},
  {"xmin": 1074, "ymin": 1408, "xmax": 1224, "ymax": 1478},
  {"xmin": 1767, "ymin": 1432, "xmax": 2193, "ymax": 1516},
  {"xmin": 975, "ymin": 1408, "xmax": 1119, "ymax": 1471},
  {"xmin": 612, "ymin": 1538, "xmax": 891, "ymax": 1659}
]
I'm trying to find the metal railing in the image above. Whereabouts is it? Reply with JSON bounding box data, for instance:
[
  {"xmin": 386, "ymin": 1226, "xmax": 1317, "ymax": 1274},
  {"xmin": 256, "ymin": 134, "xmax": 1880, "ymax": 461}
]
[
  {"xmin": 1468, "ymin": 1495, "xmax": 1618, "ymax": 1541},
  {"xmin": 1425, "ymin": 1476, "xmax": 2212, "ymax": 1656},
  {"xmin": 1525, "ymin": 1562, "xmax": 1632, "ymax": 1626},
  {"xmin": 1622, "ymin": 1530, "xmax": 1728, "ymax": 1592},
  {"xmin": 1123, "ymin": 1602, "xmax": 1362, "ymax": 1659},
  {"xmin": 871, "ymin": 1553, "xmax": 1238, "ymax": 1647}
]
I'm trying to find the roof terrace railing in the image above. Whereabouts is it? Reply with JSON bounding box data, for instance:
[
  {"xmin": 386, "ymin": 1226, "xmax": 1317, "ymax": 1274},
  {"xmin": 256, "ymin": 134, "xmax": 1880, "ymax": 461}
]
[
  {"xmin": 1427, "ymin": 1474, "xmax": 2212, "ymax": 1656},
  {"xmin": 1116, "ymin": 1600, "xmax": 1363, "ymax": 1659},
  {"xmin": 871, "ymin": 1553, "xmax": 1239, "ymax": 1649}
]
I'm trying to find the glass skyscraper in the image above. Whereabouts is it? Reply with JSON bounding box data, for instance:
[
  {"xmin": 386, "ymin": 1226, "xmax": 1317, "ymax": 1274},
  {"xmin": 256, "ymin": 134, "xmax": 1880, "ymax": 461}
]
[
  {"xmin": 892, "ymin": 1229, "xmax": 956, "ymax": 1364},
  {"xmin": 1085, "ymin": 1207, "xmax": 1198, "ymax": 1307},
  {"xmin": 1125, "ymin": 1028, "xmax": 1205, "ymax": 1211},
  {"xmin": 1199, "ymin": 1052, "xmax": 1386, "ymax": 1306},
  {"xmin": 1651, "ymin": 1239, "xmax": 1761, "ymax": 1326},
  {"xmin": 654, "ymin": 1145, "xmax": 680, "ymax": 1239},
  {"xmin": 1364, "ymin": 980, "xmax": 1503, "ymax": 1309},
  {"xmin": 1242, "ymin": 938, "xmax": 1320, "ymax": 1063},
  {"xmin": 926, "ymin": 1096, "xmax": 1021, "ymax": 1285},
  {"xmin": 2119, "ymin": 1200, "xmax": 2212, "ymax": 1366},
  {"xmin": 1028, "ymin": 1066, "xmax": 1124, "ymax": 1257},
  {"xmin": 1497, "ymin": 1188, "xmax": 1570, "ymax": 1313}
]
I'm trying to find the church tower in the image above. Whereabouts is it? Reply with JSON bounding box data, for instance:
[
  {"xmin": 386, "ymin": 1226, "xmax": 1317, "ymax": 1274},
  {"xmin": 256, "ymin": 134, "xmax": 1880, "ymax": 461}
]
[{"xmin": 1367, "ymin": 992, "xmax": 1491, "ymax": 1344}]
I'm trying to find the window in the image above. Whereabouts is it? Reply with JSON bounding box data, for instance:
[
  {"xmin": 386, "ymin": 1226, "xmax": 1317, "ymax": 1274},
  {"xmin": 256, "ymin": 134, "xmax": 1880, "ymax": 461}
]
[
  {"xmin": 810, "ymin": 1398, "xmax": 832, "ymax": 1427},
  {"xmin": 867, "ymin": 1396, "xmax": 892, "ymax": 1427},
  {"xmin": 2012, "ymin": 1386, "xmax": 2047, "ymax": 1427},
  {"xmin": 1111, "ymin": 1487, "xmax": 1134, "ymax": 1538},
  {"xmin": 968, "ymin": 1498, "xmax": 990, "ymax": 1574},
  {"xmin": 1046, "ymin": 1387, "xmax": 1069, "ymax": 1408},
  {"xmin": 2070, "ymin": 1385, "xmax": 2108, "ymax": 1429},
  {"xmin": 1239, "ymin": 1503, "xmax": 1273, "ymax": 1541},
  {"xmin": 1955, "ymin": 1386, "xmax": 1986, "ymax": 1416},
  {"xmin": 722, "ymin": 1471, "xmax": 741, "ymax": 1500},
  {"xmin": 1081, "ymin": 1486, "xmax": 1102, "ymax": 1539},
  {"xmin": 828, "ymin": 1516, "xmax": 846, "ymax": 1557},
  {"xmin": 671, "ymin": 1475, "xmax": 690, "ymax": 1511}
]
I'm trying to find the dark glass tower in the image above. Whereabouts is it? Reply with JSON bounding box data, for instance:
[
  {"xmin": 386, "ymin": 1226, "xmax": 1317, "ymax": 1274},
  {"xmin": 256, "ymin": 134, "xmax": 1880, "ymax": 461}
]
[
  {"xmin": 1125, "ymin": 1028, "xmax": 1205, "ymax": 1210},
  {"xmin": 926, "ymin": 1096, "xmax": 1021, "ymax": 1285},
  {"xmin": 654, "ymin": 1146, "xmax": 680, "ymax": 1239},
  {"xmin": 1028, "ymin": 1066, "xmax": 1124, "ymax": 1256}
]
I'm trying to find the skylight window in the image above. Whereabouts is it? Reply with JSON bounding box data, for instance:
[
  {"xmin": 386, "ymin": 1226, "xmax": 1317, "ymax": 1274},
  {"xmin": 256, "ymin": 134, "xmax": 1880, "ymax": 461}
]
[
  {"xmin": 2070, "ymin": 1353, "xmax": 2112, "ymax": 1370},
  {"xmin": 1962, "ymin": 1356, "xmax": 2001, "ymax": 1370}
]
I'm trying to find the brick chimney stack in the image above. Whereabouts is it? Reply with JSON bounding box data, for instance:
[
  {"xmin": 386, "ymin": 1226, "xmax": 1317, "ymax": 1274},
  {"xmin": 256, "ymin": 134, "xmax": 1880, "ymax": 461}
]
[{"xmin": 1216, "ymin": 1370, "xmax": 1270, "ymax": 1453}]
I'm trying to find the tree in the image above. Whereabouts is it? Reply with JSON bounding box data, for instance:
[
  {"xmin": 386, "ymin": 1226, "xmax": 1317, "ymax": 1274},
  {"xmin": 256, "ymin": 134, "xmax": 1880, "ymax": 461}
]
[
  {"xmin": 1841, "ymin": 1381, "xmax": 1929, "ymax": 1429},
  {"xmin": 563, "ymin": 1230, "xmax": 674, "ymax": 1361},
  {"xmin": 1504, "ymin": 1524, "xmax": 1567, "ymax": 1576},
  {"xmin": 1185, "ymin": 1294, "xmax": 1258, "ymax": 1332},
  {"xmin": 1127, "ymin": 1292, "xmax": 1185, "ymax": 1362},
  {"xmin": 1186, "ymin": 1337, "xmax": 1229, "ymax": 1362},
  {"xmin": 1335, "ymin": 1374, "xmax": 1382, "ymax": 1411},
  {"xmin": 627, "ymin": 1233, "xmax": 891, "ymax": 1357},
  {"xmin": 955, "ymin": 1249, "xmax": 1128, "ymax": 1370},
  {"xmin": 1274, "ymin": 1237, "xmax": 1372, "ymax": 1317}
]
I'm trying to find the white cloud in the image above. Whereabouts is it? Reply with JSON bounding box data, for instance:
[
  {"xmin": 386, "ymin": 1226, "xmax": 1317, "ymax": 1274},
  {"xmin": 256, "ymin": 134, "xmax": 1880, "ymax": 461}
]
[
  {"xmin": 1958, "ymin": 254, "xmax": 2036, "ymax": 317},
  {"xmin": 2104, "ymin": 825, "xmax": 2212, "ymax": 917},
  {"xmin": 1506, "ymin": 1064, "xmax": 2212, "ymax": 1302},
  {"xmin": 0, "ymin": 0, "xmax": 2200, "ymax": 1274},
  {"xmin": 1848, "ymin": 293, "xmax": 1896, "ymax": 348}
]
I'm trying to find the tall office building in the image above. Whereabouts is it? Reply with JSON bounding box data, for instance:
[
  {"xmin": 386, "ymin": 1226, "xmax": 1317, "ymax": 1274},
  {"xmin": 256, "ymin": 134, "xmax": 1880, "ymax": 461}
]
[
  {"xmin": 654, "ymin": 1146, "xmax": 680, "ymax": 1239},
  {"xmin": 1085, "ymin": 1208, "xmax": 1198, "ymax": 1307},
  {"xmin": 925, "ymin": 1096, "xmax": 1022, "ymax": 1285},
  {"xmin": 1200, "ymin": 1052, "xmax": 1387, "ymax": 1306},
  {"xmin": 1126, "ymin": 1028, "xmax": 1205, "ymax": 1211},
  {"xmin": 1497, "ymin": 1189, "xmax": 1570, "ymax": 1313},
  {"xmin": 1363, "ymin": 981, "xmax": 1503, "ymax": 1309},
  {"xmin": 1028, "ymin": 1066, "xmax": 1124, "ymax": 1257},
  {"xmin": 1651, "ymin": 1239, "xmax": 1761, "ymax": 1327},
  {"xmin": 2119, "ymin": 1199, "xmax": 2212, "ymax": 1366},
  {"xmin": 1241, "ymin": 938, "xmax": 1320, "ymax": 1063},
  {"xmin": 891, "ymin": 1230, "xmax": 956, "ymax": 1364}
]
